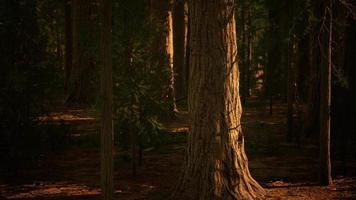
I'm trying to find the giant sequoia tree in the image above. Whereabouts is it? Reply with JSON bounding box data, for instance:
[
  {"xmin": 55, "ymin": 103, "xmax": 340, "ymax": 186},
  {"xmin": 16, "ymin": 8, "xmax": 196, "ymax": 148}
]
[{"xmin": 172, "ymin": 0, "xmax": 265, "ymax": 199}]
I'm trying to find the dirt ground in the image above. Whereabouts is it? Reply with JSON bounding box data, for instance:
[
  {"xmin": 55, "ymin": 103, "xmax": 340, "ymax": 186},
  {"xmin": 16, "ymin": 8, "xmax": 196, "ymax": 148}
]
[{"xmin": 1, "ymin": 100, "xmax": 356, "ymax": 200}]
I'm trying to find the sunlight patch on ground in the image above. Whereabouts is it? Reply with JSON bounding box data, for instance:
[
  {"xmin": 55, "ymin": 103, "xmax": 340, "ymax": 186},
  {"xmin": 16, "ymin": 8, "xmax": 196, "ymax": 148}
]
[
  {"xmin": 37, "ymin": 113, "xmax": 96, "ymax": 122},
  {"xmin": 2, "ymin": 182, "xmax": 100, "ymax": 199}
]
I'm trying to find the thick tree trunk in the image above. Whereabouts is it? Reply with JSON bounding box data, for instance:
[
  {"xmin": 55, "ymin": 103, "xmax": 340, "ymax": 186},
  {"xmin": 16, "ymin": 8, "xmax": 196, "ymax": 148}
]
[
  {"xmin": 319, "ymin": 0, "xmax": 332, "ymax": 186},
  {"xmin": 150, "ymin": 0, "xmax": 177, "ymax": 113},
  {"xmin": 172, "ymin": 1, "xmax": 265, "ymax": 199},
  {"xmin": 173, "ymin": 0, "xmax": 187, "ymax": 101},
  {"xmin": 100, "ymin": 0, "xmax": 114, "ymax": 199}
]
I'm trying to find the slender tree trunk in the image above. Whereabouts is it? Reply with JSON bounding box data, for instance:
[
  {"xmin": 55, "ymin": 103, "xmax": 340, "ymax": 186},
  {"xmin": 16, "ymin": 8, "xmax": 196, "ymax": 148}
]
[
  {"xmin": 172, "ymin": 1, "xmax": 265, "ymax": 199},
  {"xmin": 319, "ymin": 0, "xmax": 332, "ymax": 185},
  {"xmin": 68, "ymin": 0, "xmax": 85, "ymax": 104},
  {"xmin": 266, "ymin": 3, "xmax": 281, "ymax": 115},
  {"xmin": 240, "ymin": 0, "xmax": 247, "ymax": 105},
  {"xmin": 267, "ymin": 56, "xmax": 273, "ymax": 115},
  {"xmin": 130, "ymin": 124, "xmax": 137, "ymax": 177},
  {"xmin": 286, "ymin": 0, "xmax": 294, "ymax": 142},
  {"xmin": 55, "ymin": 16, "xmax": 62, "ymax": 67},
  {"xmin": 246, "ymin": 9, "xmax": 252, "ymax": 98},
  {"xmin": 287, "ymin": 47, "xmax": 294, "ymax": 142},
  {"xmin": 173, "ymin": 0, "xmax": 186, "ymax": 101},
  {"xmin": 100, "ymin": 0, "xmax": 114, "ymax": 198},
  {"xmin": 184, "ymin": 2, "xmax": 190, "ymax": 97},
  {"xmin": 71, "ymin": 0, "xmax": 80, "ymax": 100},
  {"xmin": 167, "ymin": 10, "xmax": 178, "ymax": 112},
  {"xmin": 64, "ymin": 0, "xmax": 73, "ymax": 91},
  {"xmin": 287, "ymin": 34, "xmax": 298, "ymax": 142}
]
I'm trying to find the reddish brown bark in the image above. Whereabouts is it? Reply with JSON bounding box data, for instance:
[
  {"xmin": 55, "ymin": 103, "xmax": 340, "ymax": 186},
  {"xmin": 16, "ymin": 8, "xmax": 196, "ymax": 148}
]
[{"xmin": 172, "ymin": 1, "xmax": 265, "ymax": 199}]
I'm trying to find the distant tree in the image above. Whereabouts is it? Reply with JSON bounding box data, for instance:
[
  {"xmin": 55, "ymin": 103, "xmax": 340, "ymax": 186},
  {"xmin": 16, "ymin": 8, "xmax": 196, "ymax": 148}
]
[
  {"xmin": 302, "ymin": 0, "xmax": 321, "ymax": 139},
  {"xmin": 173, "ymin": 0, "xmax": 187, "ymax": 101},
  {"xmin": 67, "ymin": 0, "xmax": 99, "ymax": 104},
  {"xmin": 265, "ymin": 0, "xmax": 280, "ymax": 115},
  {"xmin": 239, "ymin": 0, "xmax": 252, "ymax": 105},
  {"xmin": 100, "ymin": 0, "xmax": 114, "ymax": 198},
  {"xmin": 64, "ymin": 0, "xmax": 73, "ymax": 91},
  {"xmin": 286, "ymin": 0, "xmax": 297, "ymax": 142},
  {"xmin": 172, "ymin": 0, "xmax": 265, "ymax": 199},
  {"xmin": 319, "ymin": 0, "xmax": 332, "ymax": 186},
  {"xmin": 150, "ymin": 0, "xmax": 177, "ymax": 113}
]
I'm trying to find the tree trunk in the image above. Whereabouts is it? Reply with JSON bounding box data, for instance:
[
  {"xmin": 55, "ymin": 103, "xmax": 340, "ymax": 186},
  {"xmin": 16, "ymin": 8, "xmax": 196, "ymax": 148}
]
[
  {"xmin": 184, "ymin": 2, "xmax": 190, "ymax": 98},
  {"xmin": 302, "ymin": 0, "xmax": 321, "ymax": 138},
  {"xmin": 67, "ymin": 0, "xmax": 85, "ymax": 104},
  {"xmin": 266, "ymin": 11, "xmax": 276, "ymax": 115},
  {"xmin": 246, "ymin": 9, "xmax": 252, "ymax": 99},
  {"xmin": 287, "ymin": 34, "xmax": 299, "ymax": 142},
  {"xmin": 67, "ymin": 0, "xmax": 98, "ymax": 104},
  {"xmin": 172, "ymin": 1, "xmax": 265, "ymax": 199},
  {"xmin": 55, "ymin": 15, "xmax": 62, "ymax": 68},
  {"xmin": 319, "ymin": 0, "xmax": 332, "ymax": 186},
  {"xmin": 100, "ymin": 0, "xmax": 114, "ymax": 198},
  {"xmin": 64, "ymin": 0, "xmax": 73, "ymax": 91},
  {"xmin": 240, "ymin": 0, "xmax": 247, "ymax": 105},
  {"xmin": 70, "ymin": 0, "xmax": 80, "ymax": 101},
  {"xmin": 130, "ymin": 124, "xmax": 137, "ymax": 177},
  {"xmin": 167, "ymin": 10, "xmax": 178, "ymax": 112},
  {"xmin": 173, "ymin": 0, "xmax": 187, "ymax": 101},
  {"xmin": 150, "ymin": 0, "xmax": 177, "ymax": 113}
]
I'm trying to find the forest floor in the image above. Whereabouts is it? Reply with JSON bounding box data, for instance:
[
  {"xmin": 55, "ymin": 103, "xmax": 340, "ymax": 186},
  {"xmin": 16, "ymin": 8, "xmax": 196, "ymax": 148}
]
[{"xmin": 1, "ymin": 98, "xmax": 356, "ymax": 200}]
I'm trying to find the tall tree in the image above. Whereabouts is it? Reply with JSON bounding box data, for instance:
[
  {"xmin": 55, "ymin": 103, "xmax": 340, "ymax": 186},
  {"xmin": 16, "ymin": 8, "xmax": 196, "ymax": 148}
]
[
  {"xmin": 319, "ymin": 0, "xmax": 332, "ymax": 186},
  {"xmin": 286, "ymin": 0, "xmax": 297, "ymax": 142},
  {"xmin": 67, "ymin": 0, "xmax": 99, "ymax": 104},
  {"xmin": 100, "ymin": 0, "xmax": 114, "ymax": 198},
  {"xmin": 64, "ymin": 0, "xmax": 73, "ymax": 91},
  {"xmin": 266, "ymin": 1, "xmax": 279, "ymax": 115},
  {"xmin": 240, "ymin": 0, "xmax": 248, "ymax": 105},
  {"xmin": 173, "ymin": 0, "xmax": 187, "ymax": 101},
  {"xmin": 246, "ymin": 7, "xmax": 253, "ymax": 100},
  {"xmin": 172, "ymin": 0, "xmax": 265, "ymax": 199},
  {"xmin": 302, "ymin": 0, "xmax": 321, "ymax": 138},
  {"xmin": 184, "ymin": 2, "xmax": 190, "ymax": 98},
  {"xmin": 150, "ymin": 0, "xmax": 177, "ymax": 113}
]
